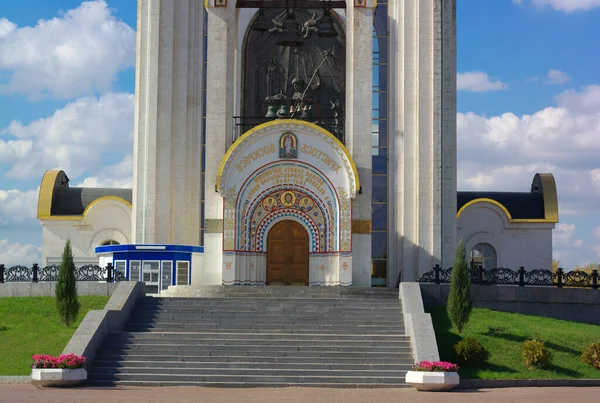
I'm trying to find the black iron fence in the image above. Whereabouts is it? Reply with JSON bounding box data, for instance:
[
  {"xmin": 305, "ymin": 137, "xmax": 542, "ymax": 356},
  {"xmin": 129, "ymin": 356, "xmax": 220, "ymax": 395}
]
[
  {"xmin": 0, "ymin": 263, "xmax": 125, "ymax": 283},
  {"xmin": 233, "ymin": 116, "xmax": 345, "ymax": 143},
  {"xmin": 417, "ymin": 264, "xmax": 599, "ymax": 289}
]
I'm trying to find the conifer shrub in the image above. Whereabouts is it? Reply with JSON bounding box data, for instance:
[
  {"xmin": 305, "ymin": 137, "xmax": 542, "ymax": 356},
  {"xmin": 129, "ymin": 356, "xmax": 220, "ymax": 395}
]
[
  {"xmin": 454, "ymin": 338, "xmax": 490, "ymax": 366},
  {"xmin": 447, "ymin": 240, "xmax": 472, "ymax": 333},
  {"xmin": 55, "ymin": 240, "xmax": 80, "ymax": 327},
  {"xmin": 522, "ymin": 339, "xmax": 552, "ymax": 369},
  {"xmin": 581, "ymin": 343, "xmax": 600, "ymax": 370}
]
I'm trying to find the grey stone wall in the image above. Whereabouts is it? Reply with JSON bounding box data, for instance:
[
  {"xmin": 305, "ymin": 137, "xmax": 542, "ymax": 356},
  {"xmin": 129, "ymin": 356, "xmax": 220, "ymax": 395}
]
[
  {"xmin": 62, "ymin": 281, "xmax": 145, "ymax": 370},
  {"xmin": 420, "ymin": 283, "xmax": 600, "ymax": 325},
  {"xmin": 0, "ymin": 282, "xmax": 119, "ymax": 297},
  {"xmin": 399, "ymin": 283, "xmax": 440, "ymax": 362}
]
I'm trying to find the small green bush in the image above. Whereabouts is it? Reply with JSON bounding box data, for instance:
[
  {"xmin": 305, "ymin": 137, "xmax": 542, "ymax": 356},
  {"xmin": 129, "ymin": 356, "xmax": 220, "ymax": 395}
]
[
  {"xmin": 581, "ymin": 343, "xmax": 600, "ymax": 370},
  {"xmin": 454, "ymin": 337, "xmax": 490, "ymax": 365},
  {"xmin": 522, "ymin": 339, "xmax": 552, "ymax": 369}
]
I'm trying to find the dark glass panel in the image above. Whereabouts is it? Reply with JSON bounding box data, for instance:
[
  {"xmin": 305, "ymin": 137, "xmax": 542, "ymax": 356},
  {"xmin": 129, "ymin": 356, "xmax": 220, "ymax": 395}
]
[
  {"xmin": 378, "ymin": 62, "xmax": 388, "ymax": 91},
  {"xmin": 378, "ymin": 119, "xmax": 387, "ymax": 147},
  {"xmin": 378, "ymin": 91, "xmax": 388, "ymax": 115},
  {"xmin": 372, "ymin": 175, "xmax": 388, "ymax": 203},
  {"xmin": 372, "ymin": 260, "xmax": 387, "ymax": 278},
  {"xmin": 372, "ymin": 202, "xmax": 387, "ymax": 230},
  {"xmin": 371, "ymin": 232, "xmax": 388, "ymax": 260},
  {"xmin": 375, "ymin": 37, "xmax": 388, "ymax": 63},
  {"xmin": 372, "ymin": 147, "xmax": 387, "ymax": 174}
]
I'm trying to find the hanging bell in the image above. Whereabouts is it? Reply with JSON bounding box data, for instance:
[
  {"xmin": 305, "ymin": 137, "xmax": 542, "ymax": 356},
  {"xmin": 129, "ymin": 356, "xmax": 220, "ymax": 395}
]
[
  {"xmin": 265, "ymin": 105, "xmax": 277, "ymax": 118},
  {"xmin": 318, "ymin": 10, "xmax": 338, "ymax": 38},
  {"xmin": 254, "ymin": 10, "xmax": 269, "ymax": 32},
  {"xmin": 276, "ymin": 12, "xmax": 304, "ymax": 47}
]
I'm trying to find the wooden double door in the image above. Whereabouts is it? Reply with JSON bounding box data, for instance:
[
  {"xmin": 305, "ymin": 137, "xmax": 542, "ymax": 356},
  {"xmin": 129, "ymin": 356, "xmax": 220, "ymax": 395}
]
[{"xmin": 267, "ymin": 221, "xmax": 309, "ymax": 285}]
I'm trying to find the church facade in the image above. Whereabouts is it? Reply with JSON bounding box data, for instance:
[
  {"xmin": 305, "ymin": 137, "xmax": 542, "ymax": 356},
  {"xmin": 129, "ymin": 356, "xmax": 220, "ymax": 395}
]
[{"xmin": 36, "ymin": 0, "xmax": 558, "ymax": 291}]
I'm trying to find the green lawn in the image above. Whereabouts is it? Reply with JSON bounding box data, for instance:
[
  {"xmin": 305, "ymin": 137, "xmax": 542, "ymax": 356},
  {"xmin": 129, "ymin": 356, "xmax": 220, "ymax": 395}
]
[
  {"xmin": 0, "ymin": 296, "xmax": 109, "ymax": 375},
  {"xmin": 426, "ymin": 306, "xmax": 600, "ymax": 379}
]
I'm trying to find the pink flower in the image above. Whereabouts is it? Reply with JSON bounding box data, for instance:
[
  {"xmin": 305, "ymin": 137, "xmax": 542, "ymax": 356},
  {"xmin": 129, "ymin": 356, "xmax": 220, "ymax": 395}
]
[
  {"xmin": 32, "ymin": 354, "xmax": 86, "ymax": 369},
  {"xmin": 412, "ymin": 361, "xmax": 459, "ymax": 372}
]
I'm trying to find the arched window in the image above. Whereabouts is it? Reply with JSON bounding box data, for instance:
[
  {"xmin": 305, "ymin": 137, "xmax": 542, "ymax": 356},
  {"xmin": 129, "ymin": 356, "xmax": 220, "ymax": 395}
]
[
  {"xmin": 470, "ymin": 243, "xmax": 497, "ymax": 270},
  {"xmin": 100, "ymin": 240, "xmax": 120, "ymax": 246}
]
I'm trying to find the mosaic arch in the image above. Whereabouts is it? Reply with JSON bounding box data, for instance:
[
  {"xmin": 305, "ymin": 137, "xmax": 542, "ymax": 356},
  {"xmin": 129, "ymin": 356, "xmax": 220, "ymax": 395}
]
[{"xmin": 217, "ymin": 120, "xmax": 359, "ymax": 286}]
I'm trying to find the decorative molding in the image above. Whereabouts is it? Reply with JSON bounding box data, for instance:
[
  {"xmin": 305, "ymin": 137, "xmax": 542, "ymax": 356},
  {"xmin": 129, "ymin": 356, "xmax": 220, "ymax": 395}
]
[
  {"xmin": 352, "ymin": 219, "xmax": 372, "ymax": 234},
  {"xmin": 205, "ymin": 219, "xmax": 224, "ymax": 233}
]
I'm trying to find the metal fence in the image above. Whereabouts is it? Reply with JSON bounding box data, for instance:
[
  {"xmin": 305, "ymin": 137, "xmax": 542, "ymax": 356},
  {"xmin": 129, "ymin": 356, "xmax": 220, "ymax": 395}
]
[
  {"xmin": 0, "ymin": 263, "xmax": 125, "ymax": 283},
  {"xmin": 417, "ymin": 264, "xmax": 599, "ymax": 289}
]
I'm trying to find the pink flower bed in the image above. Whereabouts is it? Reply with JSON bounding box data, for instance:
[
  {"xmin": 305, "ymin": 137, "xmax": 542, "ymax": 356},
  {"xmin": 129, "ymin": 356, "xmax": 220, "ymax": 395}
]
[
  {"xmin": 32, "ymin": 354, "xmax": 86, "ymax": 370},
  {"xmin": 412, "ymin": 360, "xmax": 459, "ymax": 372}
]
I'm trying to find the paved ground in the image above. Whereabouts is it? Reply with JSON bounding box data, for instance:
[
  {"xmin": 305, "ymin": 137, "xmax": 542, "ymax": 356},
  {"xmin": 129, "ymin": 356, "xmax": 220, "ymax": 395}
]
[{"xmin": 1, "ymin": 385, "xmax": 600, "ymax": 403}]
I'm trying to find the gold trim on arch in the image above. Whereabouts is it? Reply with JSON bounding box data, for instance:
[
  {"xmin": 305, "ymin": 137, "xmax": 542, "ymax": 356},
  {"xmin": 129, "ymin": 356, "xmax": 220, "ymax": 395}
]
[
  {"xmin": 38, "ymin": 196, "xmax": 132, "ymax": 221},
  {"xmin": 535, "ymin": 173, "xmax": 559, "ymax": 223},
  {"xmin": 456, "ymin": 197, "xmax": 558, "ymax": 223},
  {"xmin": 37, "ymin": 170, "xmax": 62, "ymax": 218},
  {"xmin": 216, "ymin": 119, "xmax": 360, "ymax": 193}
]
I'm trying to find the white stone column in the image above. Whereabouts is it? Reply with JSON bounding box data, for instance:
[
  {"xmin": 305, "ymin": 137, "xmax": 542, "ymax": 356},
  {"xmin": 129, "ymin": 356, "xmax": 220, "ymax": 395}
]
[
  {"xmin": 203, "ymin": 5, "xmax": 235, "ymax": 285},
  {"xmin": 347, "ymin": 6, "xmax": 373, "ymax": 287},
  {"xmin": 132, "ymin": 0, "xmax": 204, "ymax": 245},
  {"xmin": 388, "ymin": 0, "xmax": 457, "ymax": 281}
]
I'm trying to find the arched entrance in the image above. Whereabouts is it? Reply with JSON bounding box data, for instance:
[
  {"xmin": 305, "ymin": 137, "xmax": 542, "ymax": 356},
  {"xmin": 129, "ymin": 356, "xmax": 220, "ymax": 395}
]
[{"xmin": 267, "ymin": 220, "xmax": 309, "ymax": 285}]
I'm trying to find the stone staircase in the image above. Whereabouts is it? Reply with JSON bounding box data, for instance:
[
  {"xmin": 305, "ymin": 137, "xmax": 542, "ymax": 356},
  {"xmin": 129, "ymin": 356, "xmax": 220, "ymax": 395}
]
[{"xmin": 87, "ymin": 286, "xmax": 413, "ymax": 387}]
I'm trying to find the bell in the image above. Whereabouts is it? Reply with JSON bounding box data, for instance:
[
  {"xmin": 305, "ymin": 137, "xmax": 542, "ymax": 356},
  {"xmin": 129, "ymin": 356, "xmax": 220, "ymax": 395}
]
[
  {"xmin": 265, "ymin": 105, "xmax": 277, "ymax": 118},
  {"xmin": 318, "ymin": 10, "xmax": 338, "ymax": 38},
  {"xmin": 277, "ymin": 105, "xmax": 290, "ymax": 117},
  {"xmin": 277, "ymin": 12, "xmax": 304, "ymax": 47},
  {"xmin": 254, "ymin": 11, "xmax": 269, "ymax": 32}
]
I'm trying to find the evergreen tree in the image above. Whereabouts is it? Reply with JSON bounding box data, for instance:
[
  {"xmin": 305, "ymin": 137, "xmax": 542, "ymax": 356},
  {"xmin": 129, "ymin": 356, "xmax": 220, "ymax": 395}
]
[
  {"xmin": 55, "ymin": 240, "xmax": 80, "ymax": 326},
  {"xmin": 447, "ymin": 240, "xmax": 472, "ymax": 334}
]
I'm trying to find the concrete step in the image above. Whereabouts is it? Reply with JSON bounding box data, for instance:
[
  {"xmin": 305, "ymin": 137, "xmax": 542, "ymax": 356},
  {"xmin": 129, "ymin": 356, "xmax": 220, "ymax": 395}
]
[
  {"xmin": 109, "ymin": 331, "xmax": 406, "ymax": 341},
  {"xmin": 89, "ymin": 366, "xmax": 409, "ymax": 378},
  {"xmin": 92, "ymin": 354, "xmax": 412, "ymax": 364},
  {"xmin": 101, "ymin": 344, "xmax": 413, "ymax": 354},
  {"xmin": 86, "ymin": 379, "xmax": 410, "ymax": 388},
  {"xmin": 103, "ymin": 338, "xmax": 410, "ymax": 347},
  {"xmin": 121, "ymin": 326, "xmax": 405, "ymax": 334},
  {"xmin": 91, "ymin": 360, "xmax": 413, "ymax": 371},
  {"xmin": 86, "ymin": 373, "xmax": 407, "ymax": 385},
  {"xmin": 124, "ymin": 319, "xmax": 404, "ymax": 327},
  {"xmin": 95, "ymin": 350, "xmax": 412, "ymax": 359}
]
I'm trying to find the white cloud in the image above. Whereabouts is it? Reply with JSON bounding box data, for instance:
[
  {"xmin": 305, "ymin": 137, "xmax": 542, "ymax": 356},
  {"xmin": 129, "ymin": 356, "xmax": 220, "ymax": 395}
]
[
  {"xmin": 76, "ymin": 154, "xmax": 133, "ymax": 188},
  {"xmin": 1, "ymin": 92, "xmax": 134, "ymax": 179},
  {"xmin": 0, "ymin": 1, "xmax": 135, "ymax": 99},
  {"xmin": 457, "ymin": 72, "xmax": 507, "ymax": 92},
  {"xmin": 553, "ymin": 223, "xmax": 584, "ymax": 249},
  {"xmin": 513, "ymin": 0, "xmax": 600, "ymax": 12},
  {"xmin": 547, "ymin": 69, "xmax": 570, "ymax": 84},
  {"xmin": 0, "ymin": 189, "xmax": 38, "ymax": 224},
  {"xmin": 0, "ymin": 239, "xmax": 41, "ymax": 267},
  {"xmin": 458, "ymin": 85, "xmax": 600, "ymax": 218}
]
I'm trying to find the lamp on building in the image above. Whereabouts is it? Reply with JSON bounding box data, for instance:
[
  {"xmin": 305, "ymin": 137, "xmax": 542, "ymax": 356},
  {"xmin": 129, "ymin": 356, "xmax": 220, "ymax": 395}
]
[
  {"xmin": 318, "ymin": 0, "xmax": 338, "ymax": 38},
  {"xmin": 253, "ymin": 0, "xmax": 269, "ymax": 32},
  {"xmin": 276, "ymin": 2, "xmax": 304, "ymax": 47}
]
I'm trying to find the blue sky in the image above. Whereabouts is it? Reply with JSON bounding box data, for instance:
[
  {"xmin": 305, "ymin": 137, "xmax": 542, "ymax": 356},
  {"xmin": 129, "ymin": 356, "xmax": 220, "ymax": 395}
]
[{"xmin": 0, "ymin": 0, "xmax": 599, "ymax": 268}]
